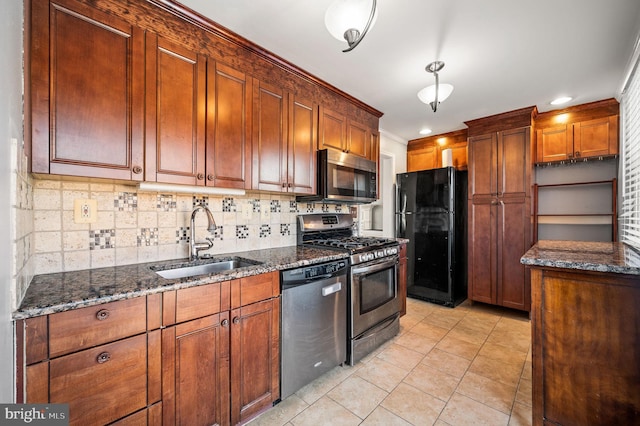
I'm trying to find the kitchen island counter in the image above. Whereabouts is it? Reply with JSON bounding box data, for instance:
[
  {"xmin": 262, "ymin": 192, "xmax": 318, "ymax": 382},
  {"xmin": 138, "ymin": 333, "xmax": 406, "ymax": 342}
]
[
  {"xmin": 521, "ymin": 240, "xmax": 640, "ymax": 426},
  {"xmin": 14, "ymin": 246, "xmax": 348, "ymax": 319},
  {"xmin": 520, "ymin": 239, "xmax": 640, "ymax": 275}
]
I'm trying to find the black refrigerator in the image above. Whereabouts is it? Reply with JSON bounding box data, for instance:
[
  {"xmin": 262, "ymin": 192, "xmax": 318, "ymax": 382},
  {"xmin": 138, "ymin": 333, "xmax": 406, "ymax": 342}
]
[{"xmin": 395, "ymin": 167, "xmax": 467, "ymax": 307}]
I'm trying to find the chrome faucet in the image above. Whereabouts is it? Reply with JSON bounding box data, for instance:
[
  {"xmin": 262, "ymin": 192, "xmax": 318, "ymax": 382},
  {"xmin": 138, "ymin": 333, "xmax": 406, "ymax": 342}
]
[{"xmin": 190, "ymin": 204, "xmax": 217, "ymax": 260}]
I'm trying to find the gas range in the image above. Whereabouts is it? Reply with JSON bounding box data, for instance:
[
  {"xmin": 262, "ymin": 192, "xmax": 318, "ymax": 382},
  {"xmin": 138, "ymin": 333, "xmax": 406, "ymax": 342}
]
[{"xmin": 297, "ymin": 214, "xmax": 399, "ymax": 265}]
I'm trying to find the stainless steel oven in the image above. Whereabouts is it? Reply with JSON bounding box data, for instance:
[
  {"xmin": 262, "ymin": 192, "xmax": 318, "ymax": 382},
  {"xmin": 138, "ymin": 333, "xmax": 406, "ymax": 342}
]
[
  {"xmin": 296, "ymin": 213, "xmax": 401, "ymax": 366},
  {"xmin": 349, "ymin": 247, "xmax": 400, "ymax": 365}
]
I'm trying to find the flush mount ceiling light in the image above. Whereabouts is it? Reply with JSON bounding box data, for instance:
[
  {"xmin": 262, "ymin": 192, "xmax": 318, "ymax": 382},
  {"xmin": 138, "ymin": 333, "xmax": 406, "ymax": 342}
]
[
  {"xmin": 417, "ymin": 61, "xmax": 454, "ymax": 112},
  {"xmin": 325, "ymin": 0, "xmax": 377, "ymax": 52},
  {"xmin": 550, "ymin": 96, "xmax": 573, "ymax": 105}
]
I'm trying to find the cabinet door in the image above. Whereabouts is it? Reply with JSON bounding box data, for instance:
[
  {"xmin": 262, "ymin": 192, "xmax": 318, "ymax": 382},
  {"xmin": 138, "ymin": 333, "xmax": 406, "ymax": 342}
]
[
  {"xmin": 30, "ymin": 0, "xmax": 144, "ymax": 180},
  {"xmin": 318, "ymin": 106, "xmax": 347, "ymax": 152},
  {"xmin": 407, "ymin": 146, "xmax": 438, "ymax": 172},
  {"xmin": 497, "ymin": 197, "xmax": 531, "ymax": 311},
  {"xmin": 468, "ymin": 133, "xmax": 498, "ymax": 198},
  {"xmin": 206, "ymin": 62, "xmax": 252, "ymax": 189},
  {"xmin": 498, "ymin": 127, "xmax": 530, "ymax": 197},
  {"xmin": 347, "ymin": 119, "xmax": 369, "ymax": 158},
  {"xmin": 162, "ymin": 314, "xmax": 230, "ymax": 426},
  {"xmin": 145, "ymin": 34, "xmax": 206, "ymax": 185},
  {"xmin": 288, "ymin": 95, "xmax": 317, "ymax": 194},
  {"xmin": 573, "ymin": 115, "xmax": 619, "ymax": 159},
  {"xmin": 536, "ymin": 125, "xmax": 572, "ymax": 163},
  {"xmin": 230, "ymin": 298, "xmax": 280, "ymax": 425},
  {"xmin": 50, "ymin": 334, "xmax": 149, "ymax": 425},
  {"xmin": 252, "ymin": 80, "xmax": 288, "ymax": 192},
  {"xmin": 370, "ymin": 130, "xmax": 380, "ymax": 163},
  {"xmin": 468, "ymin": 198, "xmax": 497, "ymax": 305}
]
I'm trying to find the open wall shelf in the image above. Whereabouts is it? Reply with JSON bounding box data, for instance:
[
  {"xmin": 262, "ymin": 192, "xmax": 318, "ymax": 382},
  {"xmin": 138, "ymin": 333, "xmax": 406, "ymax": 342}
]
[{"xmin": 533, "ymin": 179, "xmax": 617, "ymax": 242}]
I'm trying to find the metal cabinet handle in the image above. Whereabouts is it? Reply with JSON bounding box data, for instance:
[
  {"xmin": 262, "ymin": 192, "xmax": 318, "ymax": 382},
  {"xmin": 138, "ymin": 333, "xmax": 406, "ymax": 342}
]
[
  {"xmin": 575, "ymin": 151, "xmax": 581, "ymax": 157},
  {"xmin": 95, "ymin": 309, "xmax": 110, "ymax": 321},
  {"xmin": 207, "ymin": 174, "xmax": 214, "ymax": 181},
  {"xmin": 288, "ymin": 183, "xmax": 292, "ymax": 188},
  {"xmin": 232, "ymin": 317, "xmax": 240, "ymax": 325},
  {"xmin": 197, "ymin": 173, "xmax": 204, "ymax": 180},
  {"xmin": 132, "ymin": 166, "xmax": 142, "ymax": 174},
  {"xmin": 97, "ymin": 352, "xmax": 111, "ymax": 364},
  {"xmin": 282, "ymin": 182, "xmax": 287, "ymax": 188},
  {"xmin": 221, "ymin": 319, "xmax": 229, "ymax": 327}
]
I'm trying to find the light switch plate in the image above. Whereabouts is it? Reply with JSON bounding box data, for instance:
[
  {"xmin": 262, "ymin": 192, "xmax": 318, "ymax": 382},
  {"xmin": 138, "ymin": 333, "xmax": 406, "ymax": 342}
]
[{"xmin": 74, "ymin": 199, "xmax": 97, "ymax": 223}]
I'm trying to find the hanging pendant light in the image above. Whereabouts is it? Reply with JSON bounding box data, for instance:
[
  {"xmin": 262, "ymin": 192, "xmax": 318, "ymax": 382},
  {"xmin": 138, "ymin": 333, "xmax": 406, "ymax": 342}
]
[
  {"xmin": 417, "ymin": 61, "xmax": 454, "ymax": 112},
  {"xmin": 325, "ymin": 0, "xmax": 377, "ymax": 52}
]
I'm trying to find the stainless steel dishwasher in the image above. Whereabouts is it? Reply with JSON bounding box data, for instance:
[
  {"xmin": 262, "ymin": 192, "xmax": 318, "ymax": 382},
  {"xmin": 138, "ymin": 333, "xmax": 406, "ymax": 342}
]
[{"xmin": 280, "ymin": 259, "xmax": 348, "ymax": 399}]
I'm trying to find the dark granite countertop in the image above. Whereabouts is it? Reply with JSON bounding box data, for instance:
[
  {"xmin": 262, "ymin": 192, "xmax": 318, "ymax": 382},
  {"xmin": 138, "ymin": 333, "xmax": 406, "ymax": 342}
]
[
  {"xmin": 520, "ymin": 240, "xmax": 640, "ymax": 275},
  {"xmin": 14, "ymin": 246, "xmax": 348, "ymax": 320}
]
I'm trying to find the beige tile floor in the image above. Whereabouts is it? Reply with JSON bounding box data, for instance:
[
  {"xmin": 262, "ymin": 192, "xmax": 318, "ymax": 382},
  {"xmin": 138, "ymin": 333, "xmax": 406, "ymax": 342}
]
[{"xmin": 249, "ymin": 298, "xmax": 532, "ymax": 426}]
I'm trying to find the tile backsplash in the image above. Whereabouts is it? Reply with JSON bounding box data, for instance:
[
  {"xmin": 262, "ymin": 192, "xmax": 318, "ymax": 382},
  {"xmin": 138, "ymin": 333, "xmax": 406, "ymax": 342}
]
[{"xmin": 31, "ymin": 178, "xmax": 347, "ymax": 276}]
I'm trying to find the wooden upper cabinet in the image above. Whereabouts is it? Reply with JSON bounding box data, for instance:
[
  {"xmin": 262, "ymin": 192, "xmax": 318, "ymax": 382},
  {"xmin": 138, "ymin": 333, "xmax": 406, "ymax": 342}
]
[
  {"xmin": 406, "ymin": 129, "xmax": 468, "ymax": 172},
  {"xmin": 468, "ymin": 127, "xmax": 530, "ymax": 199},
  {"xmin": 287, "ymin": 95, "xmax": 317, "ymax": 195},
  {"xmin": 145, "ymin": 34, "xmax": 206, "ymax": 185},
  {"xmin": 347, "ymin": 119, "xmax": 370, "ymax": 158},
  {"xmin": 252, "ymin": 80, "xmax": 316, "ymax": 194},
  {"xmin": 535, "ymin": 99, "xmax": 619, "ymax": 164},
  {"xmin": 30, "ymin": 0, "xmax": 145, "ymax": 179},
  {"xmin": 407, "ymin": 146, "xmax": 438, "ymax": 171},
  {"xmin": 252, "ymin": 80, "xmax": 288, "ymax": 192},
  {"xmin": 206, "ymin": 62, "xmax": 252, "ymax": 189},
  {"xmin": 319, "ymin": 106, "xmax": 348, "ymax": 153},
  {"xmin": 319, "ymin": 106, "xmax": 378, "ymax": 160},
  {"xmin": 573, "ymin": 115, "xmax": 618, "ymax": 158}
]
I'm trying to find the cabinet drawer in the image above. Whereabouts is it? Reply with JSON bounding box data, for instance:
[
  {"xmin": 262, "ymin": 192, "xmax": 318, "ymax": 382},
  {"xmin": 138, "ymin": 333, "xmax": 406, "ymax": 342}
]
[
  {"xmin": 163, "ymin": 281, "xmax": 226, "ymax": 326},
  {"xmin": 231, "ymin": 271, "xmax": 279, "ymax": 308},
  {"xmin": 50, "ymin": 334, "xmax": 148, "ymax": 426},
  {"xmin": 49, "ymin": 298, "xmax": 147, "ymax": 358}
]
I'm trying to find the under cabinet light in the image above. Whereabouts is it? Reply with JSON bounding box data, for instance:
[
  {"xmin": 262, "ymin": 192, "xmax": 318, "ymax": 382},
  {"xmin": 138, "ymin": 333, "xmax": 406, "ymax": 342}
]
[{"xmin": 137, "ymin": 182, "xmax": 246, "ymax": 196}]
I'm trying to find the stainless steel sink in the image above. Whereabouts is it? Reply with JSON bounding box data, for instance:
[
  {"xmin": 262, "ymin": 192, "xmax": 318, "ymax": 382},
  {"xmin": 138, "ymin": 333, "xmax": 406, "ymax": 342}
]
[{"xmin": 152, "ymin": 257, "xmax": 260, "ymax": 279}]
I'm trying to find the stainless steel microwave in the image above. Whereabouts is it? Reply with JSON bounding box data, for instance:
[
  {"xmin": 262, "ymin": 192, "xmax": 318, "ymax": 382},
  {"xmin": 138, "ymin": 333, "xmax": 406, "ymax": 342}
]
[{"xmin": 298, "ymin": 149, "xmax": 377, "ymax": 204}]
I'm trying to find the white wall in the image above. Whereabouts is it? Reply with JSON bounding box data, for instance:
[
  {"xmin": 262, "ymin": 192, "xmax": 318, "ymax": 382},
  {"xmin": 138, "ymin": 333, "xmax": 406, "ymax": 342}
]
[
  {"xmin": 359, "ymin": 130, "xmax": 407, "ymax": 237},
  {"xmin": 1, "ymin": 0, "xmax": 24, "ymax": 403}
]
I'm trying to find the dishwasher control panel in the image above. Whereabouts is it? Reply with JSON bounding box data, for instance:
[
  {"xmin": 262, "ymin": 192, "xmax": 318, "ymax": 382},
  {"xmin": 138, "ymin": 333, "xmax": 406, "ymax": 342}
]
[{"xmin": 281, "ymin": 260, "xmax": 347, "ymax": 284}]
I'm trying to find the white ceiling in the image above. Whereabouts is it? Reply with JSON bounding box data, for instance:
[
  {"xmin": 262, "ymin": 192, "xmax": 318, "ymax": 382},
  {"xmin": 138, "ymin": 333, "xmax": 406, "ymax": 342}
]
[{"xmin": 177, "ymin": 0, "xmax": 640, "ymax": 142}]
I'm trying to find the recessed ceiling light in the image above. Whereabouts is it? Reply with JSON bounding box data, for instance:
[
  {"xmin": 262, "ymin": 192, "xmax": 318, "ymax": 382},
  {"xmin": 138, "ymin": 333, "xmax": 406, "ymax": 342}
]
[
  {"xmin": 550, "ymin": 96, "xmax": 572, "ymax": 105},
  {"xmin": 419, "ymin": 128, "xmax": 432, "ymax": 135}
]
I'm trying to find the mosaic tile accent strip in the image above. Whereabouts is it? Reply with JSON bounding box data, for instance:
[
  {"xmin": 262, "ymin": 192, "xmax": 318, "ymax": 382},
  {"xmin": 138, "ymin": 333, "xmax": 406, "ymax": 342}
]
[
  {"xmin": 250, "ymin": 199, "xmax": 261, "ymax": 212},
  {"xmin": 89, "ymin": 229, "xmax": 116, "ymax": 250},
  {"xmin": 306, "ymin": 203, "xmax": 315, "ymax": 213},
  {"xmin": 222, "ymin": 197, "xmax": 237, "ymax": 212},
  {"xmin": 270, "ymin": 200, "xmax": 281, "ymax": 213},
  {"xmin": 176, "ymin": 226, "xmax": 189, "ymax": 244},
  {"xmin": 259, "ymin": 224, "xmax": 271, "ymax": 238},
  {"xmin": 280, "ymin": 223, "xmax": 291, "ymax": 236},
  {"xmin": 138, "ymin": 228, "xmax": 159, "ymax": 247},
  {"xmin": 114, "ymin": 192, "xmax": 137, "ymax": 211},
  {"xmin": 192, "ymin": 196, "xmax": 209, "ymax": 208},
  {"xmin": 210, "ymin": 226, "xmax": 224, "ymax": 241},
  {"xmin": 236, "ymin": 225, "xmax": 249, "ymax": 239},
  {"xmin": 157, "ymin": 194, "xmax": 177, "ymax": 212},
  {"xmin": 289, "ymin": 201, "xmax": 299, "ymax": 213}
]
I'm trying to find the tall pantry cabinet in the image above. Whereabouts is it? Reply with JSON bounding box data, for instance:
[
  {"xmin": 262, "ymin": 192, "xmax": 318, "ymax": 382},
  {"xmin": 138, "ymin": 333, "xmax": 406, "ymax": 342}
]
[{"xmin": 465, "ymin": 107, "xmax": 536, "ymax": 312}]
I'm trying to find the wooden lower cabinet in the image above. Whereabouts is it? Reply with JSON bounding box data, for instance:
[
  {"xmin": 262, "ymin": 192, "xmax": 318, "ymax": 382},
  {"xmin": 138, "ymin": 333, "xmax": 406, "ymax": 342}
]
[
  {"xmin": 530, "ymin": 267, "xmax": 640, "ymax": 425},
  {"xmin": 18, "ymin": 272, "xmax": 280, "ymax": 426},
  {"xmin": 162, "ymin": 313, "xmax": 230, "ymax": 426},
  {"xmin": 230, "ymin": 297, "xmax": 280, "ymax": 425},
  {"xmin": 398, "ymin": 242, "xmax": 407, "ymax": 316}
]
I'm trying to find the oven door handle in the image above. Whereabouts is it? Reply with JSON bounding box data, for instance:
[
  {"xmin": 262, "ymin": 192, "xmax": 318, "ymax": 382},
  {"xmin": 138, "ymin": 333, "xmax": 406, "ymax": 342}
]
[{"xmin": 351, "ymin": 257, "xmax": 398, "ymax": 276}]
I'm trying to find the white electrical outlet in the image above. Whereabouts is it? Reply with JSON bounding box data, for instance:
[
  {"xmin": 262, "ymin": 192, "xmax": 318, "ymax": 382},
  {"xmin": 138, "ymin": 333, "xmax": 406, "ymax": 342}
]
[
  {"xmin": 243, "ymin": 203, "xmax": 252, "ymax": 220},
  {"xmin": 261, "ymin": 206, "xmax": 270, "ymax": 221},
  {"xmin": 74, "ymin": 199, "xmax": 97, "ymax": 223}
]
